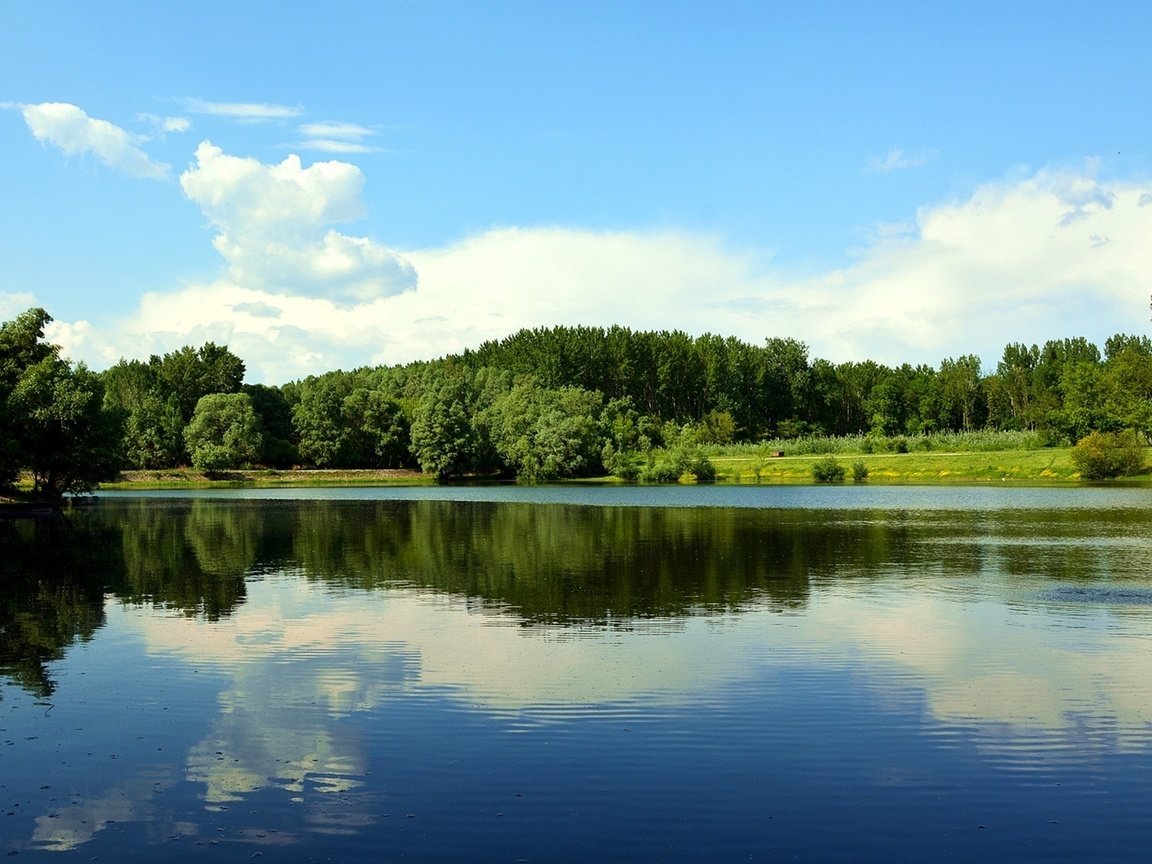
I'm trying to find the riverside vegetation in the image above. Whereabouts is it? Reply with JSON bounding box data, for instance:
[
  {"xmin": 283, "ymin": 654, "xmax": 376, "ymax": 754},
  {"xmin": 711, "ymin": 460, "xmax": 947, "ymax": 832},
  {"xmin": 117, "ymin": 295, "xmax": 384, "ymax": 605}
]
[{"xmin": 2, "ymin": 307, "xmax": 1150, "ymax": 497}]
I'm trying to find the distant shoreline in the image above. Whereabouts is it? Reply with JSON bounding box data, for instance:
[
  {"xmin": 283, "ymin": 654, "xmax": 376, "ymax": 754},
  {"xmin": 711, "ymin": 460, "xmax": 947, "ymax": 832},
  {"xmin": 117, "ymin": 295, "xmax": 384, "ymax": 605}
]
[{"xmin": 86, "ymin": 447, "xmax": 1152, "ymax": 490}]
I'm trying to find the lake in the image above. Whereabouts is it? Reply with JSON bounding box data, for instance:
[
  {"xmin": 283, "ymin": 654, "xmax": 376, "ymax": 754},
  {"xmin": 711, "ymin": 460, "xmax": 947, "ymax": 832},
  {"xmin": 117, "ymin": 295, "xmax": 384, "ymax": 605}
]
[{"xmin": 2, "ymin": 486, "xmax": 1151, "ymax": 861}]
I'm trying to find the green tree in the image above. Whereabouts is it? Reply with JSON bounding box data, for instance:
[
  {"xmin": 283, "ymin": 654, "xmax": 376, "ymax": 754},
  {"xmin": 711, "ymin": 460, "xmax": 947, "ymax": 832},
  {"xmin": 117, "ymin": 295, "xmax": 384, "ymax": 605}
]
[
  {"xmin": 292, "ymin": 375, "xmax": 351, "ymax": 467},
  {"xmin": 480, "ymin": 380, "xmax": 604, "ymax": 482},
  {"xmin": 409, "ymin": 368, "xmax": 479, "ymax": 480},
  {"xmin": 8, "ymin": 355, "xmax": 123, "ymax": 498},
  {"xmin": 343, "ymin": 388, "xmax": 411, "ymax": 468},
  {"xmin": 243, "ymin": 383, "xmax": 299, "ymax": 467},
  {"xmin": 155, "ymin": 342, "xmax": 245, "ymax": 424},
  {"xmin": 937, "ymin": 355, "xmax": 985, "ymax": 431},
  {"xmin": 184, "ymin": 392, "xmax": 262, "ymax": 470}
]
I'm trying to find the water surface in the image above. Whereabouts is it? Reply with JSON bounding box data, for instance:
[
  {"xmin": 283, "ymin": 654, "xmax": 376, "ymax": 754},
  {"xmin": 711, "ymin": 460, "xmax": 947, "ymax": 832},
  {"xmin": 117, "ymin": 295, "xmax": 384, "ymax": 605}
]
[{"xmin": 3, "ymin": 487, "xmax": 1151, "ymax": 861}]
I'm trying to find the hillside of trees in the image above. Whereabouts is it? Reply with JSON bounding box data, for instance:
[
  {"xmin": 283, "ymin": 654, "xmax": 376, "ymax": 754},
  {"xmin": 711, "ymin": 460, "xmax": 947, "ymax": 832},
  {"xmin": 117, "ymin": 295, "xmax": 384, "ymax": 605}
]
[{"xmin": 2, "ymin": 307, "xmax": 1150, "ymax": 494}]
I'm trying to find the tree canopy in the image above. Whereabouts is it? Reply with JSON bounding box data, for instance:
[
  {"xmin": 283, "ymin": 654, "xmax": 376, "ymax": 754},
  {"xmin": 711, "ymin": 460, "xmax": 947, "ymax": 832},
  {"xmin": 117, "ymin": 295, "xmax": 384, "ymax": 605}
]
[
  {"xmin": 3, "ymin": 308, "xmax": 1150, "ymax": 487},
  {"xmin": 0, "ymin": 309, "xmax": 123, "ymax": 499}
]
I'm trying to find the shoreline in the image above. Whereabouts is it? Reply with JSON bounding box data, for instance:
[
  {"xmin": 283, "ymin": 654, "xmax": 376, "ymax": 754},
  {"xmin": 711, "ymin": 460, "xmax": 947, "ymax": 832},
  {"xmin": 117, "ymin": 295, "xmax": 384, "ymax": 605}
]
[{"xmin": 86, "ymin": 447, "xmax": 1152, "ymax": 490}]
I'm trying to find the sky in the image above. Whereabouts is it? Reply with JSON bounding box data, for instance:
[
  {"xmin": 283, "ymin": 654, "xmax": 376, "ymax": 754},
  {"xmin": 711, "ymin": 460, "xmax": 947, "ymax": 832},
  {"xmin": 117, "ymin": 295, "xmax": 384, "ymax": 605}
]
[{"xmin": 2, "ymin": 0, "xmax": 1151, "ymax": 383}]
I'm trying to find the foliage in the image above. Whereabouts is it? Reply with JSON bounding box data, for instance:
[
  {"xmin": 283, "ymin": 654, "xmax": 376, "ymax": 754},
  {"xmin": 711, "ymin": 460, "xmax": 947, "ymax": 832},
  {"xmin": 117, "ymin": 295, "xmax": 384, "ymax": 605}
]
[
  {"xmin": 640, "ymin": 425, "xmax": 717, "ymax": 484},
  {"xmin": 409, "ymin": 369, "xmax": 479, "ymax": 480},
  {"xmin": 1, "ymin": 308, "xmax": 124, "ymax": 497},
  {"xmin": 184, "ymin": 393, "xmax": 262, "ymax": 471},
  {"xmin": 479, "ymin": 380, "xmax": 604, "ymax": 482},
  {"xmin": 812, "ymin": 456, "xmax": 846, "ymax": 483},
  {"xmin": 343, "ymin": 388, "xmax": 411, "ymax": 468},
  {"xmin": 9, "ymin": 355, "xmax": 124, "ymax": 498},
  {"xmin": 1070, "ymin": 430, "xmax": 1146, "ymax": 480},
  {"xmin": 851, "ymin": 461, "xmax": 869, "ymax": 483}
]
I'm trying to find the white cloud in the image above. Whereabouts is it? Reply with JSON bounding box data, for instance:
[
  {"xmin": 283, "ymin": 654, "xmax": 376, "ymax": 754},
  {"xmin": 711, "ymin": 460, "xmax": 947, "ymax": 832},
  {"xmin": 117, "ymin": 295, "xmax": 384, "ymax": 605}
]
[
  {"xmin": 178, "ymin": 141, "xmax": 415, "ymax": 301},
  {"xmin": 46, "ymin": 162, "xmax": 1152, "ymax": 384},
  {"xmin": 0, "ymin": 291, "xmax": 38, "ymax": 320},
  {"xmin": 298, "ymin": 122, "xmax": 374, "ymax": 140},
  {"xmin": 139, "ymin": 112, "xmax": 191, "ymax": 134},
  {"xmin": 297, "ymin": 120, "xmax": 382, "ymax": 154},
  {"xmin": 867, "ymin": 147, "xmax": 939, "ymax": 173},
  {"xmin": 183, "ymin": 98, "xmax": 303, "ymax": 121},
  {"xmin": 297, "ymin": 138, "xmax": 381, "ymax": 154},
  {"xmin": 18, "ymin": 102, "xmax": 169, "ymax": 179}
]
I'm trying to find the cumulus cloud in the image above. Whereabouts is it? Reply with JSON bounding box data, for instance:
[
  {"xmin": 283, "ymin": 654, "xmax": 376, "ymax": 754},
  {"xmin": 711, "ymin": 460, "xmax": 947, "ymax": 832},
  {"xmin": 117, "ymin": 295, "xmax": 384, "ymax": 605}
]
[
  {"xmin": 179, "ymin": 142, "xmax": 415, "ymax": 301},
  {"xmin": 0, "ymin": 291, "xmax": 38, "ymax": 319},
  {"xmin": 17, "ymin": 102, "xmax": 169, "ymax": 179},
  {"xmin": 44, "ymin": 160, "xmax": 1152, "ymax": 384}
]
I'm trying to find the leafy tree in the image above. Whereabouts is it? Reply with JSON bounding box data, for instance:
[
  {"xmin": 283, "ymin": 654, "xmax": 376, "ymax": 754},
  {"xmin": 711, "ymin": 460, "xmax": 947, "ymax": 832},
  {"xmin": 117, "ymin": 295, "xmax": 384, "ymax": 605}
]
[
  {"xmin": 937, "ymin": 355, "xmax": 985, "ymax": 431},
  {"xmin": 184, "ymin": 392, "xmax": 262, "ymax": 471},
  {"xmin": 696, "ymin": 409, "xmax": 736, "ymax": 444},
  {"xmin": 640, "ymin": 424, "xmax": 716, "ymax": 483},
  {"xmin": 0, "ymin": 308, "xmax": 58, "ymax": 487},
  {"xmin": 480, "ymin": 380, "xmax": 603, "ymax": 482},
  {"xmin": 123, "ymin": 394, "xmax": 185, "ymax": 468},
  {"xmin": 8, "ymin": 355, "xmax": 123, "ymax": 498},
  {"xmin": 292, "ymin": 375, "xmax": 351, "ymax": 467},
  {"xmin": 243, "ymin": 383, "xmax": 299, "ymax": 467},
  {"xmin": 155, "ymin": 342, "xmax": 245, "ymax": 423},
  {"xmin": 343, "ymin": 388, "xmax": 410, "ymax": 468},
  {"xmin": 409, "ymin": 368, "xmax": 479, "ymax": 480},
  {"xmin": 1099, "ymin": 334, "xmax": 1152, "ymax": 437}
]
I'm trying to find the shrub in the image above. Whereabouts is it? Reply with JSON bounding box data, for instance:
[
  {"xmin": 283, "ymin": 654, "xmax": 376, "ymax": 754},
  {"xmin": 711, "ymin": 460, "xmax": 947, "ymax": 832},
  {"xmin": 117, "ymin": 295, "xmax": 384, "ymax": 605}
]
[
  {"xmin": 851, "ymin": 461, "xmax": 869, "ymax": 483},
  {"xmin": 1071, "ymin": 430, "xmax": 1146, "ymax": 480},
  {"xmin": 812, "ymin": 456, "xmax": 846, "ymax": 483}
]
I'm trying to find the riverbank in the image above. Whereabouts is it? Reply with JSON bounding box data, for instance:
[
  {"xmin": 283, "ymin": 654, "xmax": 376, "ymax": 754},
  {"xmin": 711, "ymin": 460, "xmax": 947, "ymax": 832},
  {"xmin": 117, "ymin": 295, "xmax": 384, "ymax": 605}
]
[
  {"xmin": 99, "ymin": 467, "xmax": 433, "ymax": 489},
  {"xmin": 711, "ymin": 447, "xmax": 1093, "ymax": 484},
  {"xmin": 86, "ymin": 446, "xmax": 1152, "ymax": 489}
]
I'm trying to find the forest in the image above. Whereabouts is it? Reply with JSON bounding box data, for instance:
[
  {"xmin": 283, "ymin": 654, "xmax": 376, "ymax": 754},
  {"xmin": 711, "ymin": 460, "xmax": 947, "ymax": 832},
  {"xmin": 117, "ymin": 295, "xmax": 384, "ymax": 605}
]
[{"xmin": 2, "ymin": 306, "xmax": 1150, "ymax": 496}]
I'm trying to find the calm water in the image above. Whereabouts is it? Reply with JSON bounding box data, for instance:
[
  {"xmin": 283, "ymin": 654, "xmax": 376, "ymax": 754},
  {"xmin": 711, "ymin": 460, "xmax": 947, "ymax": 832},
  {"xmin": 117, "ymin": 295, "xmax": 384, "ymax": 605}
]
[{"xmin": 2, "ymin": 487, "xmax": 1151, "ymax": 862}]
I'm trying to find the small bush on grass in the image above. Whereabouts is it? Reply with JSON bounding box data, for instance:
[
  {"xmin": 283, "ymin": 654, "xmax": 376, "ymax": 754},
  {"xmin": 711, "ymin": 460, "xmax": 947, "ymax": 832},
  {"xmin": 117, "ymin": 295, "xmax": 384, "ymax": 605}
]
[
  {"xmin": 812, "ymin": 456, "xmax": 846, "ymax": 484},
  {"xmin": 851, "ymin": 461, "xmax": 869, "ymax": 483},
  {"xmin": 1071, "ymin": 430, "xmax": 1146, "ymax": 479}
]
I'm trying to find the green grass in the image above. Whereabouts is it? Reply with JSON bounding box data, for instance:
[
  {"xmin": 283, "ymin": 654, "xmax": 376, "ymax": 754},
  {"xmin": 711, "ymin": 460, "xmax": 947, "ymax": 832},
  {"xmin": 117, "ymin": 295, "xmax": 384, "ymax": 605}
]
[
  {"xmin": 92, "ymin": 439, "xmax": 1152, "ymax": 490},
  {"xmin": 709, "ymin": 447, "xmax": 1148, "ymax": 485},
  {"xmin": 99, "ymin": 468, "xmax": 434, "ymax": 490}
]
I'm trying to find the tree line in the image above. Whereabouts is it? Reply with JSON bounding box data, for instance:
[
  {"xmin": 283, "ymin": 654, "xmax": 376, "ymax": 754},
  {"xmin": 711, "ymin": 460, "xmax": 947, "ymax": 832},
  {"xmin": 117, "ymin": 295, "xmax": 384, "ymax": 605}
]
[{"xmin": 1, "ymin": 307, "xmax": 1150, "ymax": 496}]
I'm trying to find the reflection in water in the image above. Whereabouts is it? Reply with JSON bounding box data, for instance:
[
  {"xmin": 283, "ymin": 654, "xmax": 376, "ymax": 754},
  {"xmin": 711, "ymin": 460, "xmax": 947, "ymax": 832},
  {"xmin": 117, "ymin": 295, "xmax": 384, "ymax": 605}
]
[{"xmin": 2, "ymin": 495, "xmax": 1151, "ymax": 860}]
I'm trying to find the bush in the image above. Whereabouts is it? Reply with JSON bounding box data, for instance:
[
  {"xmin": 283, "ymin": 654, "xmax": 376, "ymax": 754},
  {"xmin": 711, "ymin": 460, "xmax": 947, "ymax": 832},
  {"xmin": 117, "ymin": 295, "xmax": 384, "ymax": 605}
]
[
  {"xmin": 1071, "ymin": 430, "xmax": 1146, "ymax": 479},
  {"xmin": 812, "ymin": 456, "xmax": 846, "ymax": 483},
  {"xmin": 851, "ymin": 461, "xmax": 869, "ymax": 483}
]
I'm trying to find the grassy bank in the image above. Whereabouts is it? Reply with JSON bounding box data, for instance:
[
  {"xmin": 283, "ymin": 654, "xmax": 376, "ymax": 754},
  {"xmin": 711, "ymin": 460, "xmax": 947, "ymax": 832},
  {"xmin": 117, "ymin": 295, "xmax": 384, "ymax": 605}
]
[
  {"xmin": 99, "ymin": 468, "xmax": 432, "ymax": 490},
  {"xmin": 709, "ymin": 447, "xmax": 1090, "ymax": 485},
  {"xmin": 87, "ymin": 444, "xmax": 1152, "ymax": 490}
]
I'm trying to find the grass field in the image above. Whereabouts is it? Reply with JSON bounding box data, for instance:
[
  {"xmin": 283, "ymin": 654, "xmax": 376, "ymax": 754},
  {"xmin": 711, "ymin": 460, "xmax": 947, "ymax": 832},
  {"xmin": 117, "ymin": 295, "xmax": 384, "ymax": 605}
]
[
  {"xmin": 98, "ymin": 468, "xmax": 433, "ymax": 490},
  {"xmin": 709, "ymin": 447, "xmax": 1089, "ymax": 485},
  {"xmin": 85, "ymin": 444, "xmax": 1152, "ymax": 490}
]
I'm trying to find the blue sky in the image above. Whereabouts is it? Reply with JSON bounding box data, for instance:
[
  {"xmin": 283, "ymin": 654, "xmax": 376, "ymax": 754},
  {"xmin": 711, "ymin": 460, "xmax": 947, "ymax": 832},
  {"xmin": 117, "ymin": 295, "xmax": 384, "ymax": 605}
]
[{"xmin": 2, "ymin": 1, "xmax": 1150, "ymax": 383}]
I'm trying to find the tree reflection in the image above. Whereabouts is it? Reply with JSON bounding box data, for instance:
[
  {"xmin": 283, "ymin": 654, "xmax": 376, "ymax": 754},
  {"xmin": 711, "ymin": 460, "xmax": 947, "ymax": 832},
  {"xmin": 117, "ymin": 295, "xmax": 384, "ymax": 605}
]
[
  {"xmin": 6, "ymin": 496, "xmax": 1150, "ymax": 697},
  {"xmin": 0, "ymin": 518, "xmax": 113, "ymax": 697}
]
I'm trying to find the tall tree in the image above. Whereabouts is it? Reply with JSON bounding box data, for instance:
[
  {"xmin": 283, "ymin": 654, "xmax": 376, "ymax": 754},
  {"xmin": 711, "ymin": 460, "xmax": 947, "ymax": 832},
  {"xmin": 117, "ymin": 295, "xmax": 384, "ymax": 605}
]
[
  {"xmin": 9, "ymin": 356, "xmax": 123, "ymax": 498},
  {"xmin": 1, "ymin": 309, "xmax": 123, "ymax": 498},
  {"xmin": 184, "ymin": 392, "xmax": 263, "ymax": 471}
]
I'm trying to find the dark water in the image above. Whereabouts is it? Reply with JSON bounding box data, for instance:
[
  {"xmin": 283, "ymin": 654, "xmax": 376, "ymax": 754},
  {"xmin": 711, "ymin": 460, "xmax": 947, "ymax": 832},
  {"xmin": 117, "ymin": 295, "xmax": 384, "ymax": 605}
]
[{"xmin": 2, "ymin": 488, "xmax": 1151, "ymax": 861}]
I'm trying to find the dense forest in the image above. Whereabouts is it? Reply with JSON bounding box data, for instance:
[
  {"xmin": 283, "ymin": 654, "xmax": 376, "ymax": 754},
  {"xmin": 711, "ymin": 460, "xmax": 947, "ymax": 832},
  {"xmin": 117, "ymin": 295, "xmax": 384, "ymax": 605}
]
[{"xmin": 1, "ymin": 306, "xmax": 1150, "ymax": 495}]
